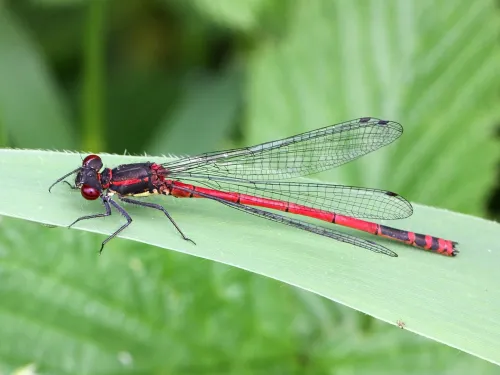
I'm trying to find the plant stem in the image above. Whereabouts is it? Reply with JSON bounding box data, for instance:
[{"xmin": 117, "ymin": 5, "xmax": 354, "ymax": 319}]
[{"xmin": 82, "ymin": 0, "xmax": 106, "ymax": 152}]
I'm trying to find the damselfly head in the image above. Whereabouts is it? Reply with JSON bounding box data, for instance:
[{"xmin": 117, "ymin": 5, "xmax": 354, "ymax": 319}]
[
  {"xmin": 48, "ymin": 154, "xmax": 104, "ymax": 197},
  {"xmin": 75, "ymin": 155, "xmax": 103, "ymax": 200}
]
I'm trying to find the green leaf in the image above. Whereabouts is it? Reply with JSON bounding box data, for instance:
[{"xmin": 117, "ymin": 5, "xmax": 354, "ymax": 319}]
[
  {"xmin": 1, "ymin": 218, "xmax": 497, "ymax": 373},
  {"xmin": 29, "ymin": 0, "xmax": 106, "ymax": 5},
  {"xmin": 171, "ymin": 0, "xmax": 267, "ymax": 32},
  {"xmin": 0, "ymin": 149, "xmax": 499, "ymax": 367},
  {"xmin": 146, "ymin": 68, "xmax": 242, "ymax": 156},
  {"xmin": 246, "ymin": 0, "xmax": 500, "ymax": 216},
  {"xmin": 0, "ymin": 9, "xmax": 75, "ymax": 149}
]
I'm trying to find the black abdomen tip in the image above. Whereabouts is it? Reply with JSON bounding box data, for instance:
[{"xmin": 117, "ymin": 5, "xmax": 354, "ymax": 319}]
[{"xmin": 451, "ymin": 242, "xmax": 459, "ymax": 256}]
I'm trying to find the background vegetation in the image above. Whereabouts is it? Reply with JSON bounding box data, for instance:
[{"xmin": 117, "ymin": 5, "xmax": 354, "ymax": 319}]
[{"xmin": 0, "ymin": 0, "xmax": 499, "ymax": 374}]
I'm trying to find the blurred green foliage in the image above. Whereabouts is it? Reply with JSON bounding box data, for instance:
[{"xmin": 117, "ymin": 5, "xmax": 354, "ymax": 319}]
[{"xmin": 0, "ymin": 0, "xmax": 499, "ymax": 374}]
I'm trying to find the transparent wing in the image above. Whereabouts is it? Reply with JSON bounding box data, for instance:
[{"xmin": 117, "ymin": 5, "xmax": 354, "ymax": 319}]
[
  {"xmin": 162, "ymin": 117, "xmax": 402, "ymax": 180},
  {"xmin": 170, "ymin": 183, "xmax": 398, "ymax": 257},
  {"xmin": 174, "ymin": 178, "xmax": 413, "ymax": 220}
]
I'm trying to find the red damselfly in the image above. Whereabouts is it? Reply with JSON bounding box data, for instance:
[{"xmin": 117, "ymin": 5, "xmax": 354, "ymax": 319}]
[{"xmin": 49, "ymin": 117, "xmax": 458, "ymax": 257}]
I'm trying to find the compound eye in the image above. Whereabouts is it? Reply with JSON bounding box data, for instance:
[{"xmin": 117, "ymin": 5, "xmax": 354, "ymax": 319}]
[
  {"xmin": 82, "ymin": 154, "xmax": 103, "ymax": 171},
  {"xmin": 81, "ymin": 184, "xmax": 100, "ymax": 200}
]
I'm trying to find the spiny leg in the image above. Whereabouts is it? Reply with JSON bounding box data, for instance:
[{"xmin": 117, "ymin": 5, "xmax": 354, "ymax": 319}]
[
  {"xmin": 68, "ymin": 196, "xmax": 112, "ymax": 228},
  {"xmin": 45, "ymin": 181, "xmax": 77, "ymax": 230},
  {"xmin": 118, "ymin": 196, "xmax": 196, "ymax": 245},
  {"xmin": 101, "ymin": 198, "xmax": 133, "ymax": 254},
  {"xmin": 66, "ymin": 195, "xmax": 133, "ymax": 254}
]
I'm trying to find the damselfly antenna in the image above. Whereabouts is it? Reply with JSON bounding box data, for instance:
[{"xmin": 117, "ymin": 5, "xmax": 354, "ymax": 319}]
[{"xmin": 48, "ymin": 167, "xmax": 81, "ymax": 193}]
